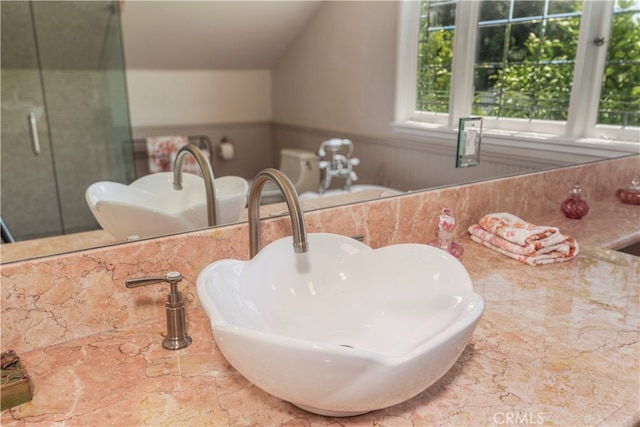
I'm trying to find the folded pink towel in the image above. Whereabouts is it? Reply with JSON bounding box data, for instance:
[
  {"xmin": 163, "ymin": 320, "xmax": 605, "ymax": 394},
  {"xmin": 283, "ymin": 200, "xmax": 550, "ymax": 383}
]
[
  {"xmin": 477, "ymin": 212, "xmax": 568, "ymax": 251},
  {"xmin": 468, "ymin": 213, "xmax": 579, "ymax": 266},
  {"xmin": 468, "ymin": 224, "xmax": 574, "ymax": 256},
  {"xmin": 469, "ymin": 234, "xmax": 579, "ymax": 266},
  {"xmin": 146, "ymin": 135, "xmax": 210, "ymax": 175}
]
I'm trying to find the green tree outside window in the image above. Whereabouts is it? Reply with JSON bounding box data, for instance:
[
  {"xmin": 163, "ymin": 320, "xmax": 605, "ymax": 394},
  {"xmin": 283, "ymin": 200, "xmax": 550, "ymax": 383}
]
[{"xmin": 416, "ymin": 0, "xmax": 640, "ymax": 127}]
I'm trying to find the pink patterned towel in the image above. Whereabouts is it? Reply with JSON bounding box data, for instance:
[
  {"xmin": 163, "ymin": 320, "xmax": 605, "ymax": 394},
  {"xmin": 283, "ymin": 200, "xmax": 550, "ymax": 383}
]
[
  {"xmin": 146, "ymin": 135, "xmax": 210, "ymax": 175},
  {"xmin": 468, "ymin": 213, "xmax": 579, "ymax": 266},
  {"xmin": 479, "ymin": 212, "xmax": 568, "ymax": 251}
]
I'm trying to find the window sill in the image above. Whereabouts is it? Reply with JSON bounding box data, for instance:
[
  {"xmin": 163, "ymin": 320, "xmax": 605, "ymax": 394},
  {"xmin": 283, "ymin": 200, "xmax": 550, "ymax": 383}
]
[{"xmin": 391, "ymin": 120, "xmax": 640, "ymax": 161}]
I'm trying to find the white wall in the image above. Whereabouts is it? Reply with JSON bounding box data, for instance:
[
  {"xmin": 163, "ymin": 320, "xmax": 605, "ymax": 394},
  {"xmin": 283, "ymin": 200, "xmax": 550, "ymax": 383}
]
[
  {"xmin": 272, "ymin": 1, "xmax": 398, "ymax": 137},
  {"xmin": 125, "ymin": 70, "xmax": 272, "ymax": 127},
  {"xmin": 122, "ymin": 1, "xmax": 397, "ymax": 133},
  {"xmin": 120, "ymin": 1, "xmax": 313, "ymax": 129}
]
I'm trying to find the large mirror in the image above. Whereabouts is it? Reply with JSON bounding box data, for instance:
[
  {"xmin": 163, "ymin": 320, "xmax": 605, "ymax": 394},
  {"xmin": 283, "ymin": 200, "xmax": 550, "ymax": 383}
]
[{"xmin": 1, "ymin": 0, "xmax": 636, "ymax": 264}]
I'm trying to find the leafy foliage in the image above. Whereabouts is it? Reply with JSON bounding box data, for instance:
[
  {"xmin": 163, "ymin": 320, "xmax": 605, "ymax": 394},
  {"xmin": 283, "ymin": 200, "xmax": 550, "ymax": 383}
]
[
  {"xmin": 416, "ymin": 27, "xmax": 454, "ymax": 113},
  {"xmin": 598, "ymin": 0, "xmax": 640, "ymax": 126},
  {"xmin": 416, "ymin": 0, "xmax": 640, "ymax": 127},
  {"xmin": 477, "ymin": 16, "xmax": 580, "ymax": 121}
]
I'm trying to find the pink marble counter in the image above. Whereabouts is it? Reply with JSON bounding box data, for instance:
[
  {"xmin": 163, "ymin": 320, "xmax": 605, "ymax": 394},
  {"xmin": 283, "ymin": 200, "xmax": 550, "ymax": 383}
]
[
  {"xmin": 1, "ymin": 208, "xmax": 638, "ymax": 426},
  {"xmin": 0, "ymin": 230, "xmax": 118, "ymax": 264},
  {"xmin": 1, "ymin": 155, "xmax": 639, "ymax": 426}
]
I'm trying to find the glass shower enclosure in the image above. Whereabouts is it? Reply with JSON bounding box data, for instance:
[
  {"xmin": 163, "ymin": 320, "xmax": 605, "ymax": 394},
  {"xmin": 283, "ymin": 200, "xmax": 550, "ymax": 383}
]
[{"xmin": 1, "ymin": 1, "xmax": 134, "ymax": 242}]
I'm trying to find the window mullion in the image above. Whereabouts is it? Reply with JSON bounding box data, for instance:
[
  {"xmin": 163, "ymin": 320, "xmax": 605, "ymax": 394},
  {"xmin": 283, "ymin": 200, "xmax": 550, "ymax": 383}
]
[
  {"xmin": 394, "ymin": 1, "xmax": 422, "ymax": 123},
  {"xmin": 448, "ymin": 0, "xmax": 480, "ymax": 127},
  {"xmin": 566, "ymin": 0, "xmax": 614, "ymax": 138}
]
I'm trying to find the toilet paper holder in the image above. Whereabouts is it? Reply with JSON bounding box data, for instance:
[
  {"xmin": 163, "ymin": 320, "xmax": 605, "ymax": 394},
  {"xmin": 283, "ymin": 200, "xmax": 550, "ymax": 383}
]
[{"xmin": 217, "ymin": 136, "xmax": 235, "ymax": 161}]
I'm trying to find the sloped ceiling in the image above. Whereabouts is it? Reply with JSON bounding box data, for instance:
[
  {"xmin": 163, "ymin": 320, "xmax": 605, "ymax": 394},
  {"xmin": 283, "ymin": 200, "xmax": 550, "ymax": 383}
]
[{"xmin": 121, "ymin": 1, "xmax": 323, "ymax": 70}]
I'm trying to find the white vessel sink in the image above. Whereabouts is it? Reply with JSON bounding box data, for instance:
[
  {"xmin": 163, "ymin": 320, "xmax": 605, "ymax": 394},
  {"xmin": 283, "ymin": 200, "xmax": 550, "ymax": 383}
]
[
  {"xmin": 86, "ymin": 173, "xmax": 248, "ymax": 240},
  {"xmin": 196, "ymin": 233, "xmax": 484, "ymax": 417}
]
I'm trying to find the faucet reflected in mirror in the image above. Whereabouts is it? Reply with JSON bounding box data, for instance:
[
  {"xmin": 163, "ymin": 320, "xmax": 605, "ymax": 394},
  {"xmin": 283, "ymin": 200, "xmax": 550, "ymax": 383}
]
[
  {"xmin": 173, "ymin": 144, "xmax": 218, "ymax": 226},
  {"xmin": 318, "ymin": 138, "xmax": 360, "ymax": 193}
]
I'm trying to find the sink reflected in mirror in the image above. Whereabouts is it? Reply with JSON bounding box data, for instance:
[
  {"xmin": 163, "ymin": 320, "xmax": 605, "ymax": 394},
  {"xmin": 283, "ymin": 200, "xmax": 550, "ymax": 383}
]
[
  {"xmin": 86, "ymin": 173, "xmax": 248, "ymax": 240},
  {"xmin": 196, "ymin": 233, "xmax": 485, "ymax": 416},
  {"xmin": 300, "ymin": 184, "xmax": 402, "ymax": 200}
]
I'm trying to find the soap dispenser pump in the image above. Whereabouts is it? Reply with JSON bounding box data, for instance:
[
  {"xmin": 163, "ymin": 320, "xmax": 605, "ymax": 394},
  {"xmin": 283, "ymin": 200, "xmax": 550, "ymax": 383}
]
[
  {"xmin": 428, "ymin": 207, "xmax": 464, "ymax": 260},
  {"xmin": 125, "ymin": 271, "xmax": 192, "ymax": 350}
]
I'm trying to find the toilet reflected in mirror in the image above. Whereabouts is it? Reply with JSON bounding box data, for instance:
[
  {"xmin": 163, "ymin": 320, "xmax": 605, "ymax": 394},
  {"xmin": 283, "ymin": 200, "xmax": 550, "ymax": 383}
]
[{"xmin": 258, "ymin": 149, "xmax": 320, "ymax": 205}]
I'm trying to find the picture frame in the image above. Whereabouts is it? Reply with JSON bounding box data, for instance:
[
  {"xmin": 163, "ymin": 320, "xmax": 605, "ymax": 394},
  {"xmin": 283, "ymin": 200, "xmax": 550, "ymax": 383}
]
[{"xmin": 456, "ymin": 117, "xmax": 483, "ymax": 168}]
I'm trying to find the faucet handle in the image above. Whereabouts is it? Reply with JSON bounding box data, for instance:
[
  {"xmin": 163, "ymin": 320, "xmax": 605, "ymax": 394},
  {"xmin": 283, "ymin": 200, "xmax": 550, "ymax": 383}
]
[{"xmin": 125, "ymin": 271, "xmax": 182, "ymax": 289}]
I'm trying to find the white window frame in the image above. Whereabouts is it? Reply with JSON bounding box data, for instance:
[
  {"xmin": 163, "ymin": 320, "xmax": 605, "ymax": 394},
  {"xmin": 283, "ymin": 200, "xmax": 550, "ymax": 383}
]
[{"xmin": 393, "ymin": 0, "xmax": 640, "ymax": 158}]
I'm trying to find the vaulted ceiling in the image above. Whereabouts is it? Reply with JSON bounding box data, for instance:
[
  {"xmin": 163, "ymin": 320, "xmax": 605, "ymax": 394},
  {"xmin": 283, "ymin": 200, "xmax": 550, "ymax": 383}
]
[
  {"xmin": 1, "ymin": 1, "xmax": 322, "ymax": 70},
  {"xmin": 121, "ymin": 1, "xmax": 323, "ymax": 70}
]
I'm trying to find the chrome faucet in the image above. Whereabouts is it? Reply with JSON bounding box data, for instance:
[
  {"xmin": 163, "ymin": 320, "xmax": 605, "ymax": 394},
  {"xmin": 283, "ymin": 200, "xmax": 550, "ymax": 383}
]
[
  {"xmin": 318, "ymin": 138, "xmax": 359, "ymax": 193},
  {"xmin": 248, "ymin": 168, "xmax": 308, "ymax": 258},
  {"xmin": 319, "ymin": 153, "xmax": 359, "ymax": 192},
  {"xmin": 173, "ymin": 144, "xmax": 218, "ymax": 226}
]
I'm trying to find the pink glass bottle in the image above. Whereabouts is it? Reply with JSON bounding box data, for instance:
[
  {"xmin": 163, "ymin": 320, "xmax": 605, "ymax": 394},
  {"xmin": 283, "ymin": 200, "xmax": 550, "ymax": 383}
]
[
  {"xmin": 561, "ymin": 184, "xmax": 589, "ymax": 219},
  {"xmin": 615, "ymin": 177, "xmax": 640, "ymax": 205},
  {"xmin": 428, "ymin": 207, "xmax": 464, "ymax": 260}
]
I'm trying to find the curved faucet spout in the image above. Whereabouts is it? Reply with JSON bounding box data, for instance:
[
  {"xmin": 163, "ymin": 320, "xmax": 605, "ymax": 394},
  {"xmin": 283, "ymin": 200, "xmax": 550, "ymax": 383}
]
[
  {"xmin": 173, "ymin": 144, "xmax": 218, "ymax": 227},
  {"xmin": 248, "ymin": 168, "xmax": 308, "ymax": 258}
]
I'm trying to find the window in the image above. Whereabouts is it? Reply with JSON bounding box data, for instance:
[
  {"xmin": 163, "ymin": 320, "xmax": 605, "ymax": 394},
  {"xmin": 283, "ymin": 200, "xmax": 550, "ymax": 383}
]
[
  {"xmin": 395, "ymin": 0, "xmax": 640, "ymax": 147},
  {"xmin": 600, "ymin": 0, "xmax": 640, "ymax": 126},
  {"xmin": 470, "ymin": 1, "xmax": 581, "ymax": 122}
]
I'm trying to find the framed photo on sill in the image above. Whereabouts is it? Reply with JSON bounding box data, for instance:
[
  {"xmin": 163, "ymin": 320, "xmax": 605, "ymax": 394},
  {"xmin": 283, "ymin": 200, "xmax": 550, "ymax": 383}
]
[{"xmin": 456, "ymin": 117, "xmax": 483, "ymax": 168}]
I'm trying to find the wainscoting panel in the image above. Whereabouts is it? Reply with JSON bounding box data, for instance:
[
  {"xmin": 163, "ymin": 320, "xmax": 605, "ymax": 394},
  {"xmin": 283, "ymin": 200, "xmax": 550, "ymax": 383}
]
[{"xmin": 272, "ymin": 123, "xmax": 549, "ymax": 193}]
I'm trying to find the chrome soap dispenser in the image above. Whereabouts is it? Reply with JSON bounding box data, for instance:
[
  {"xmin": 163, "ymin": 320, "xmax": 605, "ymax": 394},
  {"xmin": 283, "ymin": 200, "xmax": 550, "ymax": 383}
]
[{"xmin": 126, "ymin": 271, "xmax": 192, "ymax": 350}]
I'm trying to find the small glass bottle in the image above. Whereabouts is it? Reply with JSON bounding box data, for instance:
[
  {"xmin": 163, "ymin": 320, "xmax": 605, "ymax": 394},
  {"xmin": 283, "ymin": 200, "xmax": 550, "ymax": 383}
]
[
  {"xmin": 428, "ymin": 207, "xmax": 464, "ymax": 260},
  {"xmin": 561, "ymin": 183, "xmax": 590, "ymax": 219},
  {"xmin": 615, "ymin": 177, "xmax": 640, "ymax": 205}
]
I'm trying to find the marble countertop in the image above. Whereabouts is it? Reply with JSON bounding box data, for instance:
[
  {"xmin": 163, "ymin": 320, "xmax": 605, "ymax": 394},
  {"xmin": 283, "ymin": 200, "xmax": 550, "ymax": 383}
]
[
  {"xmin": 2, "ymin": 199, "xmax": 639, "ymax": 426},
  {"xmin": 0, "ymin": 230, "xmax": 118, "ymax": 264}
]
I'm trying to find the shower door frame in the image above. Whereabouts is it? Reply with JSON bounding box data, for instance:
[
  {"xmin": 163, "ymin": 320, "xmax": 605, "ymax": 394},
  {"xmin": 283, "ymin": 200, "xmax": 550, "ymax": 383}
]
[{"xmin": 1, "ymin": 0, "xmax": 134, "ymax": 242}]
